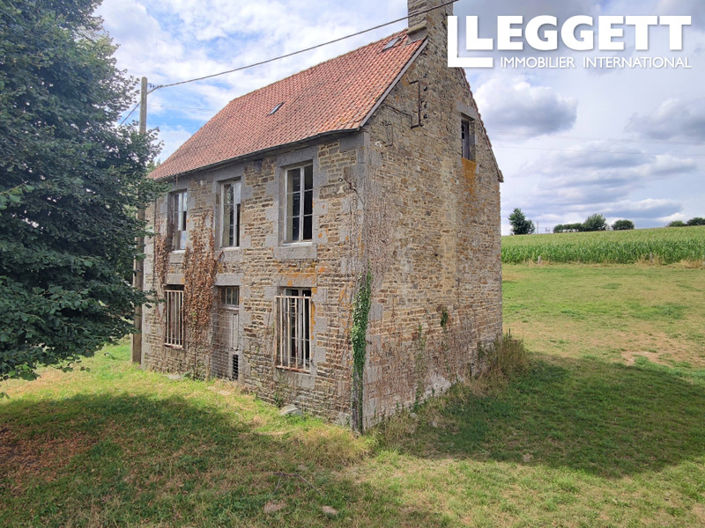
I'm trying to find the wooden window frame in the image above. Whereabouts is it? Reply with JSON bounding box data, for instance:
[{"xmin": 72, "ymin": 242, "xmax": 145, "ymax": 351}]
[
  {"xmin": 219, "ymin": 180, "xmax": 241, "ymax": 248},
  {"xmin": 170, "ymin": 190, "xmax": 188, "ymax": 251},
  {"xmin": 284, "ymin": 163, "xmax": 313, "ymax": 243}
]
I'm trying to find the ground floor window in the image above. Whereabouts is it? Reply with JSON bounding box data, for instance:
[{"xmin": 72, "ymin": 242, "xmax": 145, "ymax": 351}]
[
  {"xmin": 164, "ymin": 287, "xmax": 184, "ymax": 347},
  {"xmin": 276, "ymin": 288, "xmax": 311, "ymax": 371}
]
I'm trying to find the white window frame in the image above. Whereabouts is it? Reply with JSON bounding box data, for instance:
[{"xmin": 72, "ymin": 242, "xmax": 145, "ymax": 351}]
[
  {"xmin": 219, "ymin": 180, "xmax": 241, "ymax": 248},
  {"xmin": 284, "ymin": 163, "xmax": 313, "ymax": 243},
  {"xmin": 275, "ymin": 288, "xmax": 312, "ymax": 372},
  {"xmin": 170, "ymin": 190, "xmax": 188, "ymax": 251}
]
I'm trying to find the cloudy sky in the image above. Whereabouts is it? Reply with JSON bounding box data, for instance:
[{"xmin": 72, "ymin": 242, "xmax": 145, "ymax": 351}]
[{"xmin": 98, "ymin": 0, "xmax": 705, "ymax": 234}]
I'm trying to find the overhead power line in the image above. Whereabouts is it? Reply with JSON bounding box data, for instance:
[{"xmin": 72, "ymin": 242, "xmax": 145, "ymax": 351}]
[
  {"xmin": 151, "ymin": 0, "xmax": 457, "ymax": 91},
  {"xmin": 119, "ymin": 0, "xmax": 457, "ymax": 125}
]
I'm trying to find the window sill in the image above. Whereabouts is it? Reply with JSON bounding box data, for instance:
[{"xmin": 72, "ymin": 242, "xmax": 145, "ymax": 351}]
[
  {"xmin": 164, "ymin": 343, "xmax": 184, "ymax": 350},
  {"xmin": 275, "ymin": 365, "xmax": 312, "ymax": 374},
  {"xmin": 220, "ymin": 247, "xmax": 243, "ymax": 263},
  {"xmin": 169, "ymin": 250, "xmax": 185, "ymax": 264},
  {"xmin": 274, "ymin": 243, "xmax": 316, "ymax": 261}
]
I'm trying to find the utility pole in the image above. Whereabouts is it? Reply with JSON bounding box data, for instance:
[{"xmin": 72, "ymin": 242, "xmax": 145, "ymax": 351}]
[{"xmin": 132, "ymin": 76, "xmax": 147, "ymax": 364}]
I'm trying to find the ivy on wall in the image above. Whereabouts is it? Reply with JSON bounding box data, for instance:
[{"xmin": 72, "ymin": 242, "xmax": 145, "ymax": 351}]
[
  {"xmin": 351, "ymin": 270, "xmax": 371, "ymax": 432},
  {"xmin": 183, "ymin": 211, "xmax": 217, "ymax": 377}
]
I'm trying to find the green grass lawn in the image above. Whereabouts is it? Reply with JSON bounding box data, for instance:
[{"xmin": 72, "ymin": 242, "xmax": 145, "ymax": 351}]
[{"xmin": 2, "ymin": 264, "xmax": 705, "ymax": 527}]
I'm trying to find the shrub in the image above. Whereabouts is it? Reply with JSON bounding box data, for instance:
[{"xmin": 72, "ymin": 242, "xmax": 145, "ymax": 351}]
[
  {"xmin": 612, "ymin": 219, "xmax": 635, "ymax": 230},
  {"xmin": 480, "ymin": 333, "xmax": 530, "ymax": 380},
  {"xmin": 509, "ymin": 208, "xmax": 536, "ymax": 235},
  {"xmin": 668, "ymin": 220, "xmax": 686, "ymax": 227},
  {"xmin": 582, "ymin": 214, "xmax": 607, "ymax": 232}
]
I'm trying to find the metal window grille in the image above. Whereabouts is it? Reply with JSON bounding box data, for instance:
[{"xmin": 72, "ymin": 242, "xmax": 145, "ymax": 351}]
[
  {"xmin": 276, "ymin": 293, "xmax": 312, "ymax": 371},
  {"xmin": 165, "ymin": 288, "xmax": 184, "ymax": 347},
  {"xmin": 211, "ymin": 287, "xmax": 240, "ymax": 380},
  {"xmin": 231, "ymin": 353, "xmax": 239, "ymax": 380}
]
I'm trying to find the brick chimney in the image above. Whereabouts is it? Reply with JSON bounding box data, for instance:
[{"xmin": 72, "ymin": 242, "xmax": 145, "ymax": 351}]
[{"xmin": 407, "ymin": 0, "xmax": 453, "ymax": 39}]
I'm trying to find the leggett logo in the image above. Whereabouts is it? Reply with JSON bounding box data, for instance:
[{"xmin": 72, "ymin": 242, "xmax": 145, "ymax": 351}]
[{"xmin": 448, "ymin": 15, "xmax": 693, "ymax": 70}]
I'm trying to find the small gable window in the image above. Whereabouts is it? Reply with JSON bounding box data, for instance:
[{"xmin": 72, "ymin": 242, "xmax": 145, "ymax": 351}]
[{"xmin": 461, "ymin": 117, "xmax": 475, "ymax": 161}]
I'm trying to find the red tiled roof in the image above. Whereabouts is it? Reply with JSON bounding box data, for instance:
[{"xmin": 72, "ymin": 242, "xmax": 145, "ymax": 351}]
[{"xmin": 150, "ymin": 31, "xmax": 426, "ymax": 180}]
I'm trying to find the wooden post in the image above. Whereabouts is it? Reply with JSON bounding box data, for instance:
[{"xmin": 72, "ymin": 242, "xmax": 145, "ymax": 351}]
[{"xmin": 132, "ymin": 77, "xmax": 148, "ymax": 364}]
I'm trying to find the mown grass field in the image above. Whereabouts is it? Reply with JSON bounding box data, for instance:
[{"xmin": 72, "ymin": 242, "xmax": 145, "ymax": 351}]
[
  {"xmin": 2, "ymin": 263, "xmax": 705, "ymax": 527},
  {"xmin": 502, "ymin": 226, "xmax": 705, "ymax": 264}
]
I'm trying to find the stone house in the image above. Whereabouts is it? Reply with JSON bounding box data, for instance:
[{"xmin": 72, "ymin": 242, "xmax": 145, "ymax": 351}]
[{"xmin": 139, "ymin": 0, "xmax": 503, "ymax": 430}]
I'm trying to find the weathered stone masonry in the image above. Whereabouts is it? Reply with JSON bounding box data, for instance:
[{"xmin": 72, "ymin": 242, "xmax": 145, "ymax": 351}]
[{"xmin": 140, "ymin": 0, "xmax": 502, "ymax": 429}]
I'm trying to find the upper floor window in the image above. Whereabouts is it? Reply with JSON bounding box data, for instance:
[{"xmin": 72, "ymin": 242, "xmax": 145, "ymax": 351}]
[
  {"xmin": 285, "ymin": 163, "xmax": 313, "ymax": 242},
  {"xmin": 170, "ymin": 190, "xmax": 188, "ymax": 250},
  {"xmin": 461, "ymin": 117, "xmax": 475, "ymax": 161},
  {"xmin": 220, "ymin": 180, "xmax": 241, "ymax": 247}
]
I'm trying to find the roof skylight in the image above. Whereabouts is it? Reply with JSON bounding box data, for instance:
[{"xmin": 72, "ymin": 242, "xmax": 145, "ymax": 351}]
[
  {"xmin": 382, "ymin": 37, "xmax": 401, "ymax": 51},
  {"xmin": 269, "ymin": 102, "xmax": 284, "ymax": 115}
]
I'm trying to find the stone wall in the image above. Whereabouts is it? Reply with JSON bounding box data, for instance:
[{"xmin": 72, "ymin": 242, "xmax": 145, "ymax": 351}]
[
  {"xmin": 141, "ymin": 136, "xmax": 366, "ymax": 425},
  {"xmin": 358, "ymin": 8, "xmax": 503, "ymax": 427},
  {"xmin": 141, "ymin": 1, "xmax": 502, "ymax": 429}
]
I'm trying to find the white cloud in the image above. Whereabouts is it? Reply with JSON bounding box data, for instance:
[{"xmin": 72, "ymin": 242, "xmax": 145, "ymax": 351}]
[
  {"xmin": 475, "ymin": 77, "xmax": 577, "ymax": 138},
  {"xmin": 626, "ymin": 98, "xmax": 705, "ymax": 142},
  {"xmin": 96, "ymin": 0, "xmax": 705, "ymax": 232},
  {"xmin": 155, "ymin": 125, "xmax": 194, "ymax": 161}
]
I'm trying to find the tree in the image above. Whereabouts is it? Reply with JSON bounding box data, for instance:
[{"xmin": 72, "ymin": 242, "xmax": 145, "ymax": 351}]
[
  {"xmin": 509, "ymin": 208, "xmax": 536, "ymax": 235},
  {"xmin": 582, "ymin": 214, "xmax": 607, "ymax": 232},
  {"xmin": 612, "ymin": 219, "xmax": 635, "ymax": 231},
  {"xmin": 667, "ymin": 220, "xmax": 686, "ymax": 227},
  {"xmin": 0, "ymin": 0, "xmax": 161, "ymax": 381},
  {"xmin": 686, "ymin": 217, "xmax": 705, "ymax": 226}
]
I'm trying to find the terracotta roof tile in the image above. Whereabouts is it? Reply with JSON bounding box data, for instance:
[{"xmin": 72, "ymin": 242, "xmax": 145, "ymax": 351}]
[{"xmin": 150, "ymin": 31, "xmax": 425, "ymax": 180}]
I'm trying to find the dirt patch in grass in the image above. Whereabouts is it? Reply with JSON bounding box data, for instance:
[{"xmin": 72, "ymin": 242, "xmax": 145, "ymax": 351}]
[{"xmin": 0, "ymin": 426, "xmax": 95, "ymax": 494}]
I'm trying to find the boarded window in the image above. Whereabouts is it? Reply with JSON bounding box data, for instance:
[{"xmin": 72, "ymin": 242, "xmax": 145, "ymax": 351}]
[
  {"xmin": 170, "ymin": 191, "xmax": 188, "ymax": 250},
  {"xmin": 285, "ymin": 164, "xmax": 313, "ymax": 242},
  {"xmin": 164, "ymin": 287, "xmax": 184, "ymax": 347},
  {"xmin": 220, "ymin": 180, "xmax": 241, "ymax": 247},
  {"xmin": 461, "ymin": 117, "xmax": 475, "ymax": 161},
  {"xmin": 276, "ymin": 288, "xmax": 312, "ymax": 371}
]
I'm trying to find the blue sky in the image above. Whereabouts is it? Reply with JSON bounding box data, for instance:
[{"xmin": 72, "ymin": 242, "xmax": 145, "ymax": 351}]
[{"xmin": 98, "ymin": 0, "xmax": 705, "ymax": 234}]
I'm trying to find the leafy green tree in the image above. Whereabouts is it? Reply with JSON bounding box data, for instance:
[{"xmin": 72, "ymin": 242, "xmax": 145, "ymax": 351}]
[
  {"xmin": 509, "ymin": 208, "xmax": 535, "ymax": 235},
  {"xmin": 612, "ymin": 219, "xmax": 635, "ymax": 231},
  {"xmin": 0, "ymin": 0, "xmax": 161, "ymax": 381},
  {"xmin": 553, "ymin": 224, "xmax": 563, "ymax": 233},
  {"xmin": 667, "ymin": 220, "xmax": 686, "ymax": 227},
  {"xmin": 686, "ymin": 217, "xmax": 705, "ymax": 226},
  {"xmin": 582, "ymin": 214, "xmax": 607, "ymax": 232}
]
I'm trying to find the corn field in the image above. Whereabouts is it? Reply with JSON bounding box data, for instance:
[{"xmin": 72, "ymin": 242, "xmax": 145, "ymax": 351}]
[{"xmin": 502, "ymin": 226, "xmax": 705, "ymax": 264}]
